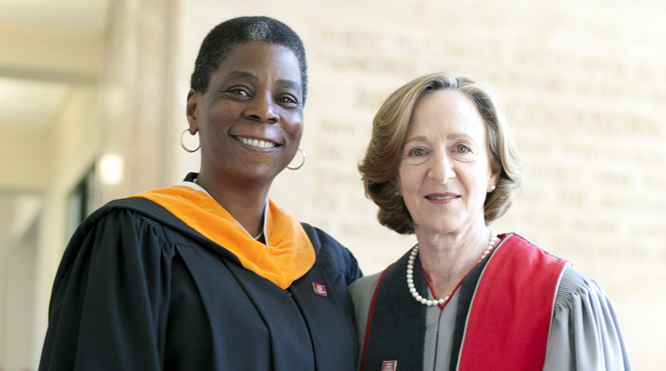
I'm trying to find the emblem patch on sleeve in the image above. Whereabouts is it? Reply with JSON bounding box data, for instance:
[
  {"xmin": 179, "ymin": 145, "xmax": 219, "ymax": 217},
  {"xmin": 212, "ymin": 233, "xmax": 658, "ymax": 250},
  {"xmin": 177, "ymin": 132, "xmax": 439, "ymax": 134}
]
[
  {"xmin": 312, "ymin": 282, "xmax": 327, "ymax": 297},
  {"xmin": 381, "ymin": 360, "xmax": 397, "ymax": 371}
]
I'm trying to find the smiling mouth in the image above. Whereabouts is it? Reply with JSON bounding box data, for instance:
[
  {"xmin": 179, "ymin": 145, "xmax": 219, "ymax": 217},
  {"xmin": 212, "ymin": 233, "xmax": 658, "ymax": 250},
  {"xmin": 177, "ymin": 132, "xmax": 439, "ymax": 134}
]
[
  {"xmin": 425, "ymin": 195, "xmax": 458, "ymax": 200},
  {"xmin": 235, "ymin": 136, "xmax": 279, "ymax": 149},
  {"xmin": 424, "ymin": 192, "xmax": 461, "ymax": 204}
]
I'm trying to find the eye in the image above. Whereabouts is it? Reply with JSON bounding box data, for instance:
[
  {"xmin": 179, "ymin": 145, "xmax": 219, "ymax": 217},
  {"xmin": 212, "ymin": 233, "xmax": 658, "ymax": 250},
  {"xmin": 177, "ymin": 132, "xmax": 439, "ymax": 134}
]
[
  {"xmin": 454, "ymin": 145, "xmax": 470, "ymax": 153},
  {"xmin": 217, "ymin": 85, "xmax": 252, "ymax": 99},
  {"xmin": 410, "ymin": 148, "xmax": 427, "ymax": 157},
  {"xmin": 403, "ymin": 146, "xmax": 431, "ymax": 165},
  {"xmin": 277, "ymin": 94, "xmax": 301, "ymax": 108},
  {"xmin": 230, "ymin": 89, "xmax": 250, "ymax": 97}
]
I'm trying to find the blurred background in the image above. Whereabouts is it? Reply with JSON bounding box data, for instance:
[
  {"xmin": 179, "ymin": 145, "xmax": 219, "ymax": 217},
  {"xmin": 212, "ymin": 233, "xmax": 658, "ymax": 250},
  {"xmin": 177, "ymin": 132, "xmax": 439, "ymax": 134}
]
[{"xmin": 0, "ymin": 0, "xmax": 664, "ymax": 369}]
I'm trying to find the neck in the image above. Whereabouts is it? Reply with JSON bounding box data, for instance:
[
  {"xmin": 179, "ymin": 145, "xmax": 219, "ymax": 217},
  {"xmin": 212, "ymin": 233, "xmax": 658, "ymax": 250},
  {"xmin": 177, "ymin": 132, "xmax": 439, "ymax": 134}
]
[
  {"xmin": 416, "ymin": 223, "xmax": 491, "ymax": 300},
  {"xmin": 196, "ymin": 171, "xmax": 271, "ymax": 238}
]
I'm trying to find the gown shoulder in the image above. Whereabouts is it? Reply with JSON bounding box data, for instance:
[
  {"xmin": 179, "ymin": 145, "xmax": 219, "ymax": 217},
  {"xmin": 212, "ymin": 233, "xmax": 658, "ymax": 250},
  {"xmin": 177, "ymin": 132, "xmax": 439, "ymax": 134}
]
[{"xmin": 544, "ymin": 266, "xmax": 633, "ymax": 371}]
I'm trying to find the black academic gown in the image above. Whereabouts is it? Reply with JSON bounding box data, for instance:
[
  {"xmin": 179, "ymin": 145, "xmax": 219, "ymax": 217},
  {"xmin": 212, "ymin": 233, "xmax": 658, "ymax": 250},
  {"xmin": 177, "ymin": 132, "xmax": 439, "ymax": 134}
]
[{"xmin": 39, "ymin": 195, "xmax": 362, "ymax": 371}]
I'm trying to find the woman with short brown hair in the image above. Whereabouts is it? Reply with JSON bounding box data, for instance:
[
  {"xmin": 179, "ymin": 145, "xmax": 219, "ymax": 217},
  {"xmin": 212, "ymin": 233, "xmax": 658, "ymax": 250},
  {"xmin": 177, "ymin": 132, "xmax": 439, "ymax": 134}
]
[{"xmin": 352, "ymin": 72, "xmax": 631, "ymax": 371}]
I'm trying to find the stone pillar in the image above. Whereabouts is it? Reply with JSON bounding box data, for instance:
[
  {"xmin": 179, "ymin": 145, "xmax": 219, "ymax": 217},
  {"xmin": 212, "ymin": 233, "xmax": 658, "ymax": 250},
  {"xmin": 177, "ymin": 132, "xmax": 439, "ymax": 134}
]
[{"xmin": 98, "ymin": 0, "xmax": 180, "ymax": 202}]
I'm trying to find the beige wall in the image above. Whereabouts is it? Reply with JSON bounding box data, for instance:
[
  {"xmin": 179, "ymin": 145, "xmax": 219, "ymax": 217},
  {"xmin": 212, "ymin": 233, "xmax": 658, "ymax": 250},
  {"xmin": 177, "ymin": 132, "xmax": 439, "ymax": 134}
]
[
  {"xmin": 2, "ymin": 0, "xmax": 664, "ymax": 369},
  {"xmin": 0, "ymin": 222, "xmax": 38, "ymax": 371},
  {"xmin": 175, "ymin": 1, "xmax": 665, "ymax": 369},
  {"xmin": 32, "ymin": 83, "xmax": 101, "ymax": 359},
  {"xmin": 96, "ymin": 0, "xmax": 180, "ymax": 203}
]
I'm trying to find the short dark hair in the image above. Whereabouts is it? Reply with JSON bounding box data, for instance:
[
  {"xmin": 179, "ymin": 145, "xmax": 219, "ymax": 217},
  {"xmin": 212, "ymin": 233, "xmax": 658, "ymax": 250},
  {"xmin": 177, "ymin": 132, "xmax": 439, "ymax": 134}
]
[
  {"xmin": 190, "ymin": 16, "xmax": 308, "ymax": 103},
  {"xmin": 359, "ymin": 72, "xmax": 523, "ymax": 234}
]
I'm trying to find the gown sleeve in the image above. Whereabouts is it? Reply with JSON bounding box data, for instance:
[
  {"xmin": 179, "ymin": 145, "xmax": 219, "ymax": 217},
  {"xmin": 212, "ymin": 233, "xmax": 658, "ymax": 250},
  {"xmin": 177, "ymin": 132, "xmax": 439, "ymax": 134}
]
[
  {"xmin": 344, "ymin": 249, "xmax": 363, "ymax": 285},
  {"xmin": 543, "ymin": 266, "xmax": 633, "ymax": 371},
  {"xmin": 349, "ymin": 272, "xmax": 383, "ymax": 371},
  {"xmin": 39, "ymin": 208, "xmax": 174, "ymax": 371}
]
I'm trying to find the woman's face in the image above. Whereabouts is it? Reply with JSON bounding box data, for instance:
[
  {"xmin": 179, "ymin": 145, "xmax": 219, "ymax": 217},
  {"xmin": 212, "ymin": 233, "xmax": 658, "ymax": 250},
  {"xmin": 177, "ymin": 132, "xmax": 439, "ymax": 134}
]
[
  {"xmin": 396, "ymin": 89, "xmax": 498, "ymax": 237},
  {"xmin": 187, "ymin": 41, "xmax": 303, "ymax": 184}
]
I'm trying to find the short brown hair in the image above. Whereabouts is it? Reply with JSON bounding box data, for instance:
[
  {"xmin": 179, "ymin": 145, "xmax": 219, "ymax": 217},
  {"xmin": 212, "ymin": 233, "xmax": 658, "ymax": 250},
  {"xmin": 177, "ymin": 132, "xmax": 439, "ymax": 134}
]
[{"xmin": 358, "ymin": 72, "xmax": 523, "ymax": 234}]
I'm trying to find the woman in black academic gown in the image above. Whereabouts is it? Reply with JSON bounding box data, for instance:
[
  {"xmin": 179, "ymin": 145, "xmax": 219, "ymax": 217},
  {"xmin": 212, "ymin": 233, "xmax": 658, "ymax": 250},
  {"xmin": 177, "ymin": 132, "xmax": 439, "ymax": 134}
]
[{"xmin": 39, "ymin": 16, "xmax": 361, "ymax": 371}]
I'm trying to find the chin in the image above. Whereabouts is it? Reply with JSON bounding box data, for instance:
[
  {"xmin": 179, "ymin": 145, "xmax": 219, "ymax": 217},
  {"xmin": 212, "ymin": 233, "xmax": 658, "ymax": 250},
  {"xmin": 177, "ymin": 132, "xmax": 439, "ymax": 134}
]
[
  {"xmin": 415, "ymin": 221, "xmax": 459, "ymax": 236},
  {"xmin": 231, "ymin": 167, "xmax": 275, "ymax": 183}
]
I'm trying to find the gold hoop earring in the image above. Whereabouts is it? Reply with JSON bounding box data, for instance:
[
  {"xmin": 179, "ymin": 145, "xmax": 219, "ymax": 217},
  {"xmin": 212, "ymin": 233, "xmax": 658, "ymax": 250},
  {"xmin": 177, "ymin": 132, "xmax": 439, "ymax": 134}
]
[
  {"xmin": 180, "ymin": 128, "xmax": 200, "ymax": 153},
  {"xmin": 287, "ymin": 148, "xmax": 306, "ymax": 170}
]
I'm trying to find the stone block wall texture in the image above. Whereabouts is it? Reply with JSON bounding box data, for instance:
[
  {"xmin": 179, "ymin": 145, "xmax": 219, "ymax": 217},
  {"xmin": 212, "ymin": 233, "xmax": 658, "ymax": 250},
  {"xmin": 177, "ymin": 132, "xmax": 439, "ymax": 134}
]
[{"xmin": 175, "ymin": 0, "xmax": 665, "ymax": 368}]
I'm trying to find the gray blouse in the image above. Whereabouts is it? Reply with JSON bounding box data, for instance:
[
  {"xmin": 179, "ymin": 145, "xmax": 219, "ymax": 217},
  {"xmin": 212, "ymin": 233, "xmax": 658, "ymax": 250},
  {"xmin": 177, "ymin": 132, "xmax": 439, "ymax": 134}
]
[{"xmin": 350, "ymin": 266, "xmax": 632, "ymax": 371}]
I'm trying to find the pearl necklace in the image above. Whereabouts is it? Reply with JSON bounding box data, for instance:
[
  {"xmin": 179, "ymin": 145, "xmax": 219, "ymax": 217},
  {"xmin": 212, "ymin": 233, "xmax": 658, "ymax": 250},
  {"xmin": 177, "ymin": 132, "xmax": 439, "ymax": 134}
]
[{"xmin": 407, "ymin": 229, "xmax": 499, "ymax": 307}]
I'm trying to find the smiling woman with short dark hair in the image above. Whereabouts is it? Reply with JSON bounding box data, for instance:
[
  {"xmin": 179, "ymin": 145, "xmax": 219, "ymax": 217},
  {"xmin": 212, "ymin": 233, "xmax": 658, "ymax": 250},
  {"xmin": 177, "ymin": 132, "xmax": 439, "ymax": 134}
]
[{"xmin": 38, "ymin": 16, "xmax": 362, "ymax": 371}]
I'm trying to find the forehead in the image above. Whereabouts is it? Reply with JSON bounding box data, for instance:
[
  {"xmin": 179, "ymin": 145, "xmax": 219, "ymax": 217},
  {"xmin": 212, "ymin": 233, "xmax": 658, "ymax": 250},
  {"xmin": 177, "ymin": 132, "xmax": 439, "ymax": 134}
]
[
  {"xmin": 212, "ymin": 41, "xmax": 301, "ymax": 85},
  {"xmin": 407, "ymin": 89, "xmax": 487, "ymax": 140}
]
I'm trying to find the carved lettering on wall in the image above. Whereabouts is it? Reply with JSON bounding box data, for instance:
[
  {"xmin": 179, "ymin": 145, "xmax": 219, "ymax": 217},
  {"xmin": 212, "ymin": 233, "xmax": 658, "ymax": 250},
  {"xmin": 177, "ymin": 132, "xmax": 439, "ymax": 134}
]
[{"xmin": 307, "ymin": 28, "xmax": 666, "ymax": 262}]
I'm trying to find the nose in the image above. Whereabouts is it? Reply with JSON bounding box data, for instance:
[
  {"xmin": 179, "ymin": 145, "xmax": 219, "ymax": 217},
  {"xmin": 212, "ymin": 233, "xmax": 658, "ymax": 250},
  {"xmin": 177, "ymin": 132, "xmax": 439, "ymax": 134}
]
[
  {"xmin": 428, "ymin": 150, "xmax": 455, "ymax": 184},
  {"xmin": 244, "ymin": 93, "xmax": 279, "ymax": 123}
]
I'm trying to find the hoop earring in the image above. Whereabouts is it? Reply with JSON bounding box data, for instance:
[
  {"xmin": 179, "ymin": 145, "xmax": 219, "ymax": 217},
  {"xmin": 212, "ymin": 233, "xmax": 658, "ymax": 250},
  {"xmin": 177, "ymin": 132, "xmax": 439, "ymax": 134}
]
[
  {"xmin": 180, "ymin": 128, "xmax": 200, "ymax": 153},
  {"xmin": 287, "ymin": 148, "xmax": 306, "ymax": 170}
]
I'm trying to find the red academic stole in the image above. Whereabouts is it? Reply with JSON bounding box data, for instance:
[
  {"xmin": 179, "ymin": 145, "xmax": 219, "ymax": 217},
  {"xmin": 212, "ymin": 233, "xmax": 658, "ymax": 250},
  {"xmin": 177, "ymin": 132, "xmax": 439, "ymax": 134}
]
[{"xmin": 362, "ymin": 233, "xmax": 569, "ymax": 371}]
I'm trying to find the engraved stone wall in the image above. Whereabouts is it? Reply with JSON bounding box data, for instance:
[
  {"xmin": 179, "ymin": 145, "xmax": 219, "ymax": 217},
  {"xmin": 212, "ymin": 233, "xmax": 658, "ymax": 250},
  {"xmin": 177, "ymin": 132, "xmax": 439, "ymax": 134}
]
[{"xmin": 175, "ymin": 1, "xmax": 666, "ymax": 368}]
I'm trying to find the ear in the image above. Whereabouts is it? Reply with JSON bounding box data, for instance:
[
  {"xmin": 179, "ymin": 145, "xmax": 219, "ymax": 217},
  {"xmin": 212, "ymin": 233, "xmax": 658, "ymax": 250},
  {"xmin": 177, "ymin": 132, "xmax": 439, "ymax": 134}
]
[
  {"xmin": 186, "ymin": 89, "xmax": 199, "ymax": 134},
  {"xmin": 488, "ymin": 160, "xmax": 501, "ymax": 192},
  {"xmin": 392, "ymin": 177, "xmax": 402, "ymax": 196}
]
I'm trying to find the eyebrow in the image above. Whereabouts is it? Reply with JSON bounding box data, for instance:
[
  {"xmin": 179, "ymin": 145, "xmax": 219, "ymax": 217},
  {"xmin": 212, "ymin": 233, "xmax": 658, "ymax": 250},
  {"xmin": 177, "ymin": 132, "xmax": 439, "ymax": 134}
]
[
  {"xmin": 226, "ymin": 71, "xmax": 301, "ymax": 90},
  {"xmin": 403, "ymin": 133, "xmax": 474, "ymax": 145},
  {"xmin": 227, "ymin": 70, "xmax": 258, "ymax": 81},
  {"xmin": 447, "ymin": 133, "xmax": 474, "ymax": 141},
  {"xmin": 276, "ymin": 79, "xmax": 301, "ymax": 90}
]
